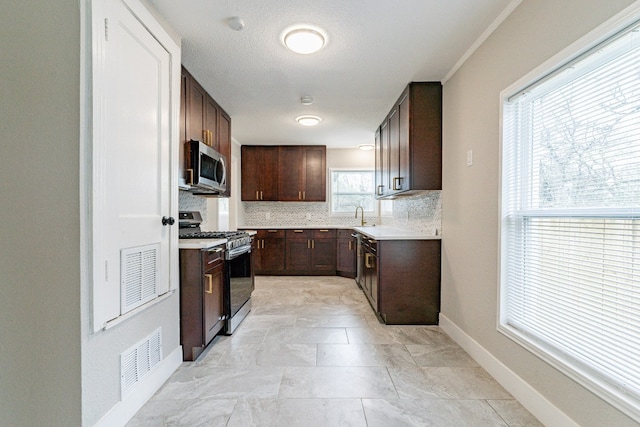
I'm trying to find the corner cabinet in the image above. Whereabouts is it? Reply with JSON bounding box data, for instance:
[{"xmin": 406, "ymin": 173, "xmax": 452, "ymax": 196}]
[{"xmin": 375, "ymin": 82, "xmax": 442, "ymax": 198}]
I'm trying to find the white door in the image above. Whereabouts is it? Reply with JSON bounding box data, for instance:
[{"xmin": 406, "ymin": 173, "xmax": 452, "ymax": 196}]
[{"xmin": 92, "ymin": 0, "xmax": 179, "ymax": 331}]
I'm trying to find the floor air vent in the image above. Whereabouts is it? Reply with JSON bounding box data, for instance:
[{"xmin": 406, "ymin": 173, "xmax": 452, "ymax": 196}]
[{"xmin": 121, "ymin": 328, "xmax": 162, "ymax": 396}]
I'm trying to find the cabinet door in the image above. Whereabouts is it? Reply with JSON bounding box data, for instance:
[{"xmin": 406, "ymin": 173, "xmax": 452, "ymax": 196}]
[
  {"xmin": 302, "ymin": 146, "xmax": 326, "ymax": 201},
  {"xmin": 388, "ymin": 105, "xmax": 401, "ymax": 195},
  {"xmin": 204, "ymin": 96, "xmax": 219, "ymax": 149},
  {"xmin": 260, "ymin": 147, "xmax": 279, "ymax": 200},
  {"xmin": 397, "ymin": 89, "xmax": 410, "ymax": 193},
  {"xmin": 241, "ymin": 146, "xmax": 262, "ymax": 201},
  {"xmin": 374, "ymin": 127, "xmax": 384, "ymax": 197},
  {"xmin": 277, "ymin": 146, "xmax": 303, "ymax": 201},
  {"xmin": 336, "ymin": 236, "xmax": 356, "ymax": 277},
  {"xmin": 203, "ymin": 263, "xmax": 224, "ymax": 345},
  {"xmin": 256, "ymin": 238, "xmax": 286, "ymax": 272},
  {"xmin": 379, "ymin": 121, "xmax": 390, "ymax": 199},
  {"xmin": 187, "ymin": 77, "xmax": 206, "ymax": 143},
  {"xmin": 364, "ymin": 249, "xmax": 378, "ymax": 310},
  {"xmin": 286, "ymin": 239, "xmax": 311, "ymax": 271},
  {"xmin": 179, "ymin": 68, "xmax": 189, "ymax": 187},
  {"xmin": 241, "ymin": 146, "xmax": 278, "ymax": 201},
  {"xmin": 311, "ymin": 239, "xmax": 336, "ymax": 271}
]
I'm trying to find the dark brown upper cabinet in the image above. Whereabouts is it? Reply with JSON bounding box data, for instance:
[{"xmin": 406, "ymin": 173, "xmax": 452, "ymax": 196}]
[
  {"xmin": 241, "ymin": 145, "xmax": 326, "ymax": 202},
  {"xmin": 375, "ymin": 82, "xmax": 442, "ymax": 198},
  {"xmin": 180, "ymin": 66, "xmax": 232, "ymax": 197},
  {"xmin": 241, "ymin": 145, "xmax": 279, "ymax": 201},
  {"xmin": 277, "ymin": 145, "xmax": 326, "ymax": 202}
]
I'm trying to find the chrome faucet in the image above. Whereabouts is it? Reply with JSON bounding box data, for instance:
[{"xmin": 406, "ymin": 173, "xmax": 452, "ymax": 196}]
[{"xmin": 355, "ymin": 206, "xmax": 367, "ymax": 226}]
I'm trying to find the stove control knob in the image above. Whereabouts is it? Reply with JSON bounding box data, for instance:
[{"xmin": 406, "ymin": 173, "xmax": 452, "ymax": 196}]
[{"xmin": 162, "ymin": 216, "xmax": 175, "ymax": 226}]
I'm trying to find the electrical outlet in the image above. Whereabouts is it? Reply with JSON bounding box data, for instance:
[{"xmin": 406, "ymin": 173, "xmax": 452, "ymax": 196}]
[
  {"xmin": 265, "ymin": 212, "xmax": 270, "ymax": 220},
  {"xmin": 306, "ymin": 213, "xmax": 311, "ymax": 220},
  {"xmin": 466, "ymin": 149, "xmax": 473, "ymax": 167}
]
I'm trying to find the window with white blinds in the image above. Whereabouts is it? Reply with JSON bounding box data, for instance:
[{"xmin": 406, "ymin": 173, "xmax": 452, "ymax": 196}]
[{"xmin": 500, "ymin": 18, "xmax": 640, "ymax": 420}]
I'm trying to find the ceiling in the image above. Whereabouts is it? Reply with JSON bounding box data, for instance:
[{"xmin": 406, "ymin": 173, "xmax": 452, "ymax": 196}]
[{"xmin": 147, "ymin": 0, "xmax": 514, "ymax": 149}]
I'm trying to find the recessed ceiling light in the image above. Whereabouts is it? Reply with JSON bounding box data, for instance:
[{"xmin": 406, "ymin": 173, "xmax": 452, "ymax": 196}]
[
  {"xmin": 283, "ymin": 26, "xmax": 326, "ymax": 54},
  {"xmin": 358, "ymin": 144, "xmax": 374, "ymax": 151},
  {"xmin": 296, "ymin": 115, "xmax": 322, "ymax": 126}
]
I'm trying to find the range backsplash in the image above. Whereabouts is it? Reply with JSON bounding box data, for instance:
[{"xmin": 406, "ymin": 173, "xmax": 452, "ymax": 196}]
[
  {"xmin": 242, "ymin": 191, "xmax": 441, "ymax": 235},
  {"xmin": 179, "ymin": 191, "xmax": 213, "ymax": 229}
]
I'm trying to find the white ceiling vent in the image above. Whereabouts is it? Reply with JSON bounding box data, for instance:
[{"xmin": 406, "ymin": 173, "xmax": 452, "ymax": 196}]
[
  {"xmin": 121, "ymin": 243, "xmax": 159, "ymax": 314},
  {"xmin": 121, "ymin": 328, "xmax": 163, "ymax": 396}
]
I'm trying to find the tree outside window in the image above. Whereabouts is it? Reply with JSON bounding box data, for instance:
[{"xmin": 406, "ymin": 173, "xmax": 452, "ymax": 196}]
[{"xmin": 330, "ymin": 170, "xmax": 375, "ymax": 214}]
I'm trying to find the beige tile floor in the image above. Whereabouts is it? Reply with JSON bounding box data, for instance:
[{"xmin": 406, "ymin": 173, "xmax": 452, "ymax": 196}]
[{"xmin": 128, "ymin": 276, "xmax": 543, "ymax": 426}]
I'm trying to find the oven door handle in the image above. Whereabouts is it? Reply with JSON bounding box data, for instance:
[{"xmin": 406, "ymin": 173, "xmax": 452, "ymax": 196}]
[{"xmin": 226, "ymin": 244, "xmax": 251, "ymax": 259}]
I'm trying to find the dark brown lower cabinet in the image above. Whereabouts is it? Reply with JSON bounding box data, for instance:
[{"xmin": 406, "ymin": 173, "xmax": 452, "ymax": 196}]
[
  {"xmin": 179, "ymin": 245, "xmax": 225, "ymax": 361},
  {"xmin": 253, "ymin": 229, "xmax": 286, "ymax": 274},
  {"xmin": 336, "ymin": 229, "xmax": 357, "ymax": 278},
  {"xmin": 242, "ymin": 228, "xmax": 440, "ymax": 324},
  {"xmin": 377, "ymin": 239, "xmax": 441, "ymax": 324},
  {"xmin": 285, "ymin": 229, "xmax": 336, "ymax": 275}
]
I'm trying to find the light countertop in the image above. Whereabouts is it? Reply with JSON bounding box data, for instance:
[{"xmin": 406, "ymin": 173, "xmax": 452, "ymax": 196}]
[
  {"xmin": 178, "ymin": 230, "xmax": 257, "ymax": 250},
  {"xmin": 240, "ymin": 225, "xmax": 355, "ymax": 230},
  {"xmin": 352, "ymin": 226, "xmax": 440, "ymax": 240},
  {"xmin": 240, "ymin": 225, "xmax": 440, "ymax": 240},
  {"xmin": 178, "ymin": 238, "xmax": 226, "ymax": 250}
]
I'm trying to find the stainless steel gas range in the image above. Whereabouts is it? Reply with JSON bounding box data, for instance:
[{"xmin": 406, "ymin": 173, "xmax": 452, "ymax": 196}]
[{"xmin": 179, "ymin": 211, "xmax": 254, "ymax": 335}]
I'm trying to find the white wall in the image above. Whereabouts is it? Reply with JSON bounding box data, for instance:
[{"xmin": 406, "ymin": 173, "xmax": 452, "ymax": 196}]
[
  {"xmin": 441, "ymin": 0, "xmax": 637, "ymax": 425},
  {"xmin": 327, "ymin": 147, "xmax": 375, "ymax": 169},
  {"xmin": 0, "ymin": 1, "xmax": 82, "ymax": 425},
  {"xmin": 80, "ymin": 1, "xmax": 182, "ymax": 425},
  {"xmin": 1, "ymin": 1, "xmax": 183, "ymax": 425}
]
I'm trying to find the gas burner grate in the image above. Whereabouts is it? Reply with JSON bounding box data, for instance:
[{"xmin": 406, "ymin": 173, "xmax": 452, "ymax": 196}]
[{"xmin": 179, "ymin": 231, "xmax": 249, "ymax": 240}]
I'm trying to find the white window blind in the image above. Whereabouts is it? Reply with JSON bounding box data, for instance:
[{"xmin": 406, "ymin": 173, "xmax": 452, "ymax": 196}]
[{"xmin": 500, "ymin": 19, "xmax": 640, "ymax": 420}]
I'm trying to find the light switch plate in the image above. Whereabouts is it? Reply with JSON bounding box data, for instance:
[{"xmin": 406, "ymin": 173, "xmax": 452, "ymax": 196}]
[{"xmin": 467, "ymin": 149, "xmax": 473, "ymax": 167}]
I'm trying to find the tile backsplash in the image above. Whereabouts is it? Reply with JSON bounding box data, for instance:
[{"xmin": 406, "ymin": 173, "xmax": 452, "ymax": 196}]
[
  {"xmin": 387, "ymin": 191, "xmax": 442, "ymax": 235},
  {"xmin": 179, "ymin": 191, "xmax": 215, "ymax": 229},
  {"xmin": 242, "ymin": 191, "xmax": 441, "ymax": 235}
]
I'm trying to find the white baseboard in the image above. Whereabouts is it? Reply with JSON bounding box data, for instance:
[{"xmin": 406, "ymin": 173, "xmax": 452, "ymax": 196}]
[
  {"xmin": 94, "ymin": 345, "xmax": 183, "ymax": 427},
  {"xmin": 439, "ymin": 314, "xmax": 578, "ymax": 427}
]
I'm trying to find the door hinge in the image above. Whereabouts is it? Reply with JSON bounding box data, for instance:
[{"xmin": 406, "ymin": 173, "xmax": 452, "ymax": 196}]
[{"xmin": 104, "ymin": 18, "xmax": 109, "ymax": 41}]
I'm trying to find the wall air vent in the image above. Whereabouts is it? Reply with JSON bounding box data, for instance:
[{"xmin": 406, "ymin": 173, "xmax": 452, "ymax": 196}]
[
  {"xmin": 121, "ymin": 328, "xmax": 162, "ymax": 396},
  {"xmin": 120, "ymin": 243, "xmax": 159, "ymax": 314}
]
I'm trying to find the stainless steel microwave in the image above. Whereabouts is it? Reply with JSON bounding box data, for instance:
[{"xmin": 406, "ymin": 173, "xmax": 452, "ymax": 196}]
[{"xmin": 187, "ymin": 140, "xmax": 227, "ymax": 194}]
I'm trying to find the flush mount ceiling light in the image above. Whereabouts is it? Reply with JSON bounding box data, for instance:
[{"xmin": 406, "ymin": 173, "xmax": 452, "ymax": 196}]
[
  {"xmin": 300, "ymin": 95, "xmax": 314, "ymax": 105},
  {"xmin": 296, "ymin": 115, "xmax": 322, "ymax": 126},
  {"xmin": 283, "ymin": 26, "xmax": 326, "ymax": 54},
  {"xmin": 358, "ymin": 144, "xmax": 374, "ymax": 151}
]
